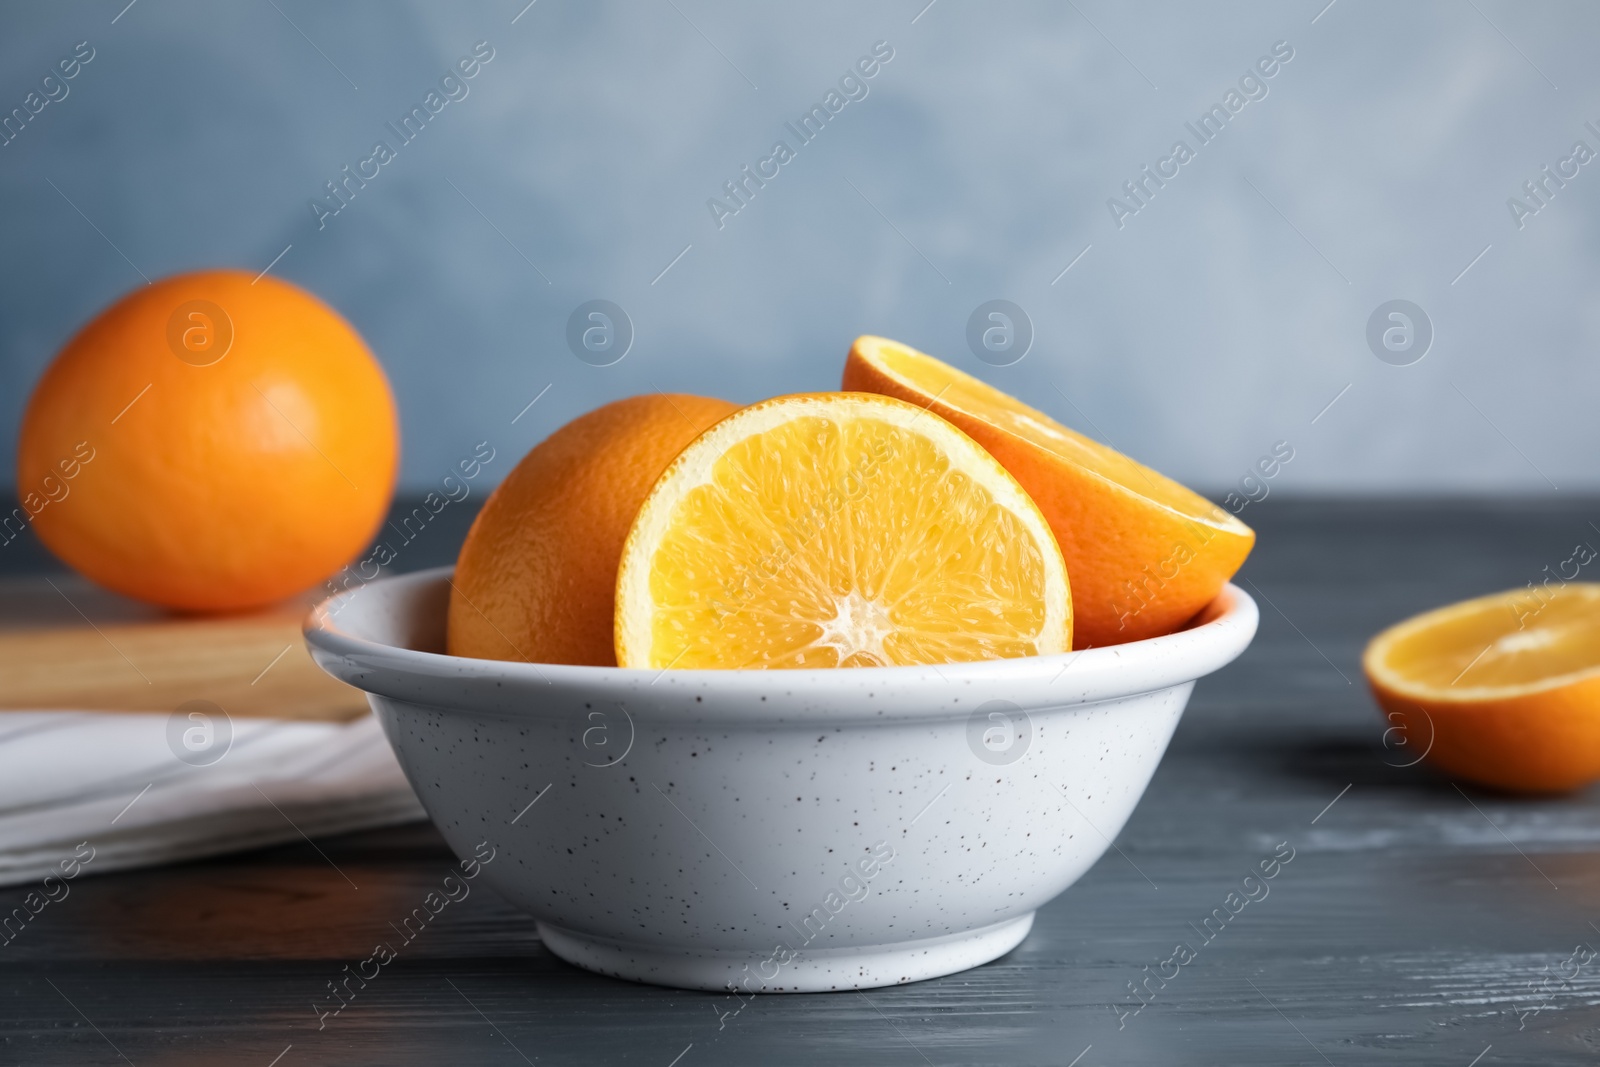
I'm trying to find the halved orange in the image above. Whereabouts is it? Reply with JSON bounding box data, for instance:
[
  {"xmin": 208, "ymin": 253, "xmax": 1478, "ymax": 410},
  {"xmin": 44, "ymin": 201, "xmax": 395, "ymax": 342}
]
[
  {"xmin": 843, "ymin": 336, "xmax": 1253, "ymax": 647},
  {"xmin": 614, "ymin": 393, "xmax": 1071, "ymax": 670},
  {"xmin": 1364, "ymin": 583, "xmax": 1600, "ymax": 793}
]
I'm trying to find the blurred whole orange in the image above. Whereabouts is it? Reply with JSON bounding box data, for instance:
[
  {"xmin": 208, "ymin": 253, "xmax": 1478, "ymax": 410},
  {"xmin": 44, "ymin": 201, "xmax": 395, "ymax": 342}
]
[{"xmin": 16, "ymin": 270, "xmax": 398, "ymax": 612}]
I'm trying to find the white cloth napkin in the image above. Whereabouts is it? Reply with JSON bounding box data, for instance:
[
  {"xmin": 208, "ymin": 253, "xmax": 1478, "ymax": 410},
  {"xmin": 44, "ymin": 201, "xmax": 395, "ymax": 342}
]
[{"xmin": 0, "ymin": 711, "xmax": 425, "ymax": 887}]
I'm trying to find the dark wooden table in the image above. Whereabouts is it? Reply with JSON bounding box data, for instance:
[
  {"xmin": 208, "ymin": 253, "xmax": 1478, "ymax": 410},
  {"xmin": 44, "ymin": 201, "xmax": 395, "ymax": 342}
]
[{"xmin": 5, "ymin": 498, "xmax": 1600, "ymax": 1066}]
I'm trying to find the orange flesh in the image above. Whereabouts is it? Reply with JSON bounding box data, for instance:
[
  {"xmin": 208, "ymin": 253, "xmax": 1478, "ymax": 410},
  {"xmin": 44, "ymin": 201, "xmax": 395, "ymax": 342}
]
[{"xmin": 616, "ymin": 394, "xmax": 1071, "ymax": 670}]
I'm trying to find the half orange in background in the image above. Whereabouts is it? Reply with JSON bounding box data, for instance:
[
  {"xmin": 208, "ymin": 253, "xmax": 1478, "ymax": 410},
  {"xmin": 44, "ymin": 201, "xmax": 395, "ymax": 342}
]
[
  {"xmin": 843, "ymin": 336, "xmax": 1253, "ymax": 647},
  {"xmin": 1364, "ymin": 583, "xmax": 1600, "ymax": 793}
]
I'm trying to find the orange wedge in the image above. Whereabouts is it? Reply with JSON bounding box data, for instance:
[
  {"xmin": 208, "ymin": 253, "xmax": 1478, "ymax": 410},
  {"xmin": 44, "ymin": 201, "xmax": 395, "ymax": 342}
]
[
  {"xmin": 614, "ymin": 393, "xmax": 1071, "ymax": 670},
  {"xmin": 1364, "ymin": 584, "xmax": 1600, "ymax": 793},
  {"xmin": 843, "ymin": 336, "xmax": 1253, "ymax": 647}
]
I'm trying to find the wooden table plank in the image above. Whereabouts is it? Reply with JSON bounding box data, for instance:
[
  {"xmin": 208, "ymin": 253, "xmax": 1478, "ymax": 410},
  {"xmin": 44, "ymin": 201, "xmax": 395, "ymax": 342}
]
[{"xmin": 2, "ymin": 497, "xmax": 1598, "ymax": 1065}]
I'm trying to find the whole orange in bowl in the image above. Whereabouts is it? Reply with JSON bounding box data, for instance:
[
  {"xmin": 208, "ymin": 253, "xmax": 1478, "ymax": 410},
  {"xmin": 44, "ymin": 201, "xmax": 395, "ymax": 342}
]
[
  {"xmin": 843, "ymin": 335, "xmax": 1254, "ymax": 647},
  {"xmin": 448, "ymin": 393, "xmax": 737, "ymax": 666},
  {"xmin": 16, "ymin": 270, "xmax": 398, "ymax": 612}
]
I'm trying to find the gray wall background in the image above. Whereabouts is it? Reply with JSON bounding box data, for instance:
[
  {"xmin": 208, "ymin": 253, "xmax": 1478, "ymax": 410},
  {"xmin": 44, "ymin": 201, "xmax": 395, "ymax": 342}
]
[{"xmin": 1, "ymin": 0, "xmax": 1595, "ymax": 496}]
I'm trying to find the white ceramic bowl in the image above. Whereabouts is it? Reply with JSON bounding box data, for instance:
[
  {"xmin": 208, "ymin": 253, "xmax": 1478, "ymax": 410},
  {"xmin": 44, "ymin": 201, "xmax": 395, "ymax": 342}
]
[{"xmin": 304, "ymin": 567, "xmax": 1257, "ymax": 993}]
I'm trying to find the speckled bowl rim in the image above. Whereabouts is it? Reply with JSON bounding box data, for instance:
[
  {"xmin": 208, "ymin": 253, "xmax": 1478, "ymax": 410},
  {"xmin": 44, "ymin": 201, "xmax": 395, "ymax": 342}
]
[{"xmin": 304, "ymin": 567, "xmax": 1258, "ymax": 726}]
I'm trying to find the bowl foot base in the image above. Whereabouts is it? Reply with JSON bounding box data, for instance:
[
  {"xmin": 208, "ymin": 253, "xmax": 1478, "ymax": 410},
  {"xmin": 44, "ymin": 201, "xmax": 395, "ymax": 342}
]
[{"xmin": 536, "ymin": 912, "xmax": 1035, "ymax": 992}]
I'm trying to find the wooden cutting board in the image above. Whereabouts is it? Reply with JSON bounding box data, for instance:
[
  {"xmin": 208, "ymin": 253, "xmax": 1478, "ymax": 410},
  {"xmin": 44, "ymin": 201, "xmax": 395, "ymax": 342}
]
[{"xmin": 0, "ymin": 575, "xmax": 369, "ymax": 721}]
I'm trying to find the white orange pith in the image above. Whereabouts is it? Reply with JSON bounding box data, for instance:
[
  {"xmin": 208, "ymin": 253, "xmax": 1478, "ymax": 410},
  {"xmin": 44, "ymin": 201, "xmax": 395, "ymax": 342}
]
[{"xmin": 614, "ymin": 393, "xmax": 1071, "ymax": 670}]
